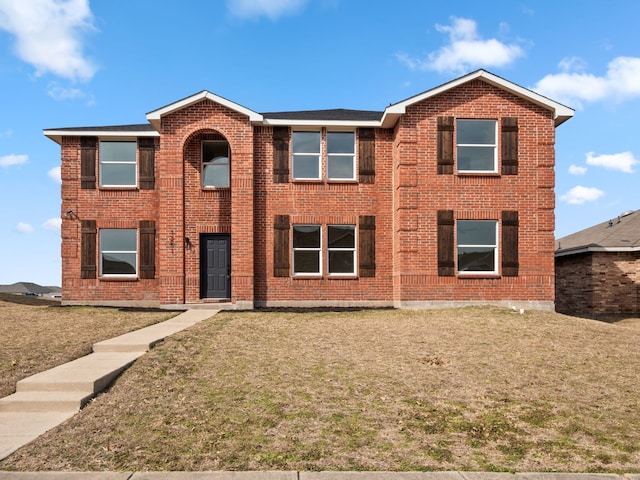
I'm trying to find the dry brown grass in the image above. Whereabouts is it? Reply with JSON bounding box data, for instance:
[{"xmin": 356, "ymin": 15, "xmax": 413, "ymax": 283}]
[
  {"xmin": 1, "ymin": 306, "xmax": 639, "ymax": 473},
  {"xmin": 0, "ymin": 294, "xmax": 177, "ymax": 398}
]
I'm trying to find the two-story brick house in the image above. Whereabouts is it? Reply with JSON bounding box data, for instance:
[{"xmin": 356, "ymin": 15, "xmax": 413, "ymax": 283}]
[{"xmin": 44, "ymin": 70, "xmax": 573, "ymax": 309}]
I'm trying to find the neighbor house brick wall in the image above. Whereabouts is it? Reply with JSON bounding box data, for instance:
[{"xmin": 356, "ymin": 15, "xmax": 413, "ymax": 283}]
[{"xmin": 556, "ymin": 252, "xmax": 640, "ymax": 315}]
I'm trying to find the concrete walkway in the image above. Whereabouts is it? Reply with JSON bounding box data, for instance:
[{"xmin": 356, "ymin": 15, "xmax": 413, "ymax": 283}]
[
  {"xmin": 0, "ymin": 309, "xmax": 219, "ymax": 461},
  {"xmin": 0, "ymin": 471, "xmax": 638, "ymax": 479}
]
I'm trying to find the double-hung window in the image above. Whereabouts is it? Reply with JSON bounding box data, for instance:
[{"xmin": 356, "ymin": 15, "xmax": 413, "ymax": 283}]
[
  {"xmin": 327, "ymin": 225, "xmax": 355, "ymax": 274},
  {"xmin": 202, "ymin": 140, "xmax": 230, "ymax": 188},
  {"xmin": 456, "ymin": 119, "xmax": 497, "ymax": 172},
  {"xmin": 292, "ymin": 132, "xmax": 321, "ymax": 180},
  {"xmin": 99, "ymin": 141, "xmax": 137, "ymax": 187},
  {"xmin": 327, "ymin": 132, "xmax": 355, "ymax": 180},
  {"xmin": 292, "ymin": 225, "xmax": 321, "ymax": 275},
  {"xmin": 457, "ymin": 220, "xmax": 498, "ymax": 274},
  {"xmin": 100, "ymin": 229, "xmax": 137, "ymax": 276}
]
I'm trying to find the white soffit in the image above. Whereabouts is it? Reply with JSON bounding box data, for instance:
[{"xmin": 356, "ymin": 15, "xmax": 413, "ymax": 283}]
[
  {"xmin": 381, "ymin": 69, "xmax": 575, "ymax": 128},
  {"xmin": 43, "ymin": 129, "xmax": 159, "ymax": 145},
  {"xmin": 146, "ymin": 91, "xmax": 263, "ymax": 129}
]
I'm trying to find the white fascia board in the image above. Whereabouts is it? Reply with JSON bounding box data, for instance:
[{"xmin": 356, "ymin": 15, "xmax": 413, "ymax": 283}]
[
  {"xmin": 43, "ymin": 129, "xmax": 159, "ymax": 145},
  {"xmin": 262, "ymin": 119, "xmax": 380, "ymax": 128},
  {"xmin": 146, "ymin": 91, "xmax": 263, "ymax": 129},
  {"xmin": 381, "ymin": 70, "xmax": 575, "ymax": 128},
  {"xmin": 555, "ymin": 245, "xmax": 640, "ymax": 257}
]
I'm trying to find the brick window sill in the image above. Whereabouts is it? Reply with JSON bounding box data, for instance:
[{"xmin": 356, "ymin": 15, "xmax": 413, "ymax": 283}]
[{"xmin": 99, "ymin": 276, "xmax": 139, "ymax": 282}]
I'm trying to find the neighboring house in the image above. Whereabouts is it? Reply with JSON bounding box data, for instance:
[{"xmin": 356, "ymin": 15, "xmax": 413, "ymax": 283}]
[
  {"xmin": 0, "ymin": 282, "xmax": 61, "ymax": 297},
  {"xmin": 555, "ymin": 210, "xmax": 640, "ymax": 316},
  {"xmin": 44, "ymin": 69, "xmax": 573, "ymax": 310}
]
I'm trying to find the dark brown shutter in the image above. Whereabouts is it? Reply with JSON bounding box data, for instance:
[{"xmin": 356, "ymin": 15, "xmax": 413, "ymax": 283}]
[
  {"xmin": 502, "ymin": 211, "xmax": 519, "ymax": 276},
  {"xmin": 359, "ymin": 215, "xmax": 376, "ymax": 277},
  {"xmin": 80, "ymin": 137, "xmax": 97, "ymax": 189},
  {"xmin": 139, "ymin": 220, "xmax": 156, "ymax": 279},
  {"xmin": 273, "ymin": 127, "xmax": 289, "ymax": 183},
  {"xmin": 81, "ymin": 219, "xmax": 97, "ymax": 279},
  {"xmin": 358, "ymin": 128, "xmax": 375, "ymax": 184},
  {"xmin": 138, "ymin": 138, "xmax": 156, "ymax": 190},
  {"xmin": 274, "ymin": 215, "xmax": 290, "ymax": 277},
  {"xmin": 501, "ymin": 117, "xmax": 518, "ymax": 175},
  {"xmin": 437, "ymin": 117, "xmax": 454, "ymax": 174},
  {"xmin": 437, "ymin": 210, "xmax": 455, "ymax": 276}
]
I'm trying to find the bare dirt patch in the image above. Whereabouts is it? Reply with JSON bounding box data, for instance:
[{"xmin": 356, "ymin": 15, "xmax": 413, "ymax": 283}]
[
  {"xmin": 1, "ymin": 307, "xmax": 639, "ymax": 472},
  {"xmin": 0, "ymin": 294, "xmax": 177, "ymax": 398}
]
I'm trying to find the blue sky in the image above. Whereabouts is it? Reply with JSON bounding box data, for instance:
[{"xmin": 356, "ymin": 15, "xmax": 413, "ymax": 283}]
[{"xmin": 1, "ymin": 0, "xmax": 639, "ymax": 287}]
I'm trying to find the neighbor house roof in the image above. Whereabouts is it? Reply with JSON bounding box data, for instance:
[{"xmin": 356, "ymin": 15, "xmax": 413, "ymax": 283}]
[
  {"xmin": 45, "ymin": 69, "xmax": 574, "ymax": 143},
  {"xmin": 555, "ymin": 209, "xmax": 640, "ymax": 257}
]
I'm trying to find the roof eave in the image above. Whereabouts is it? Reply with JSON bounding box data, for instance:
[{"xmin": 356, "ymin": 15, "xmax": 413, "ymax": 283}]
[
  {"xmin": 555, "ymin": 245, "xmax": 640, "ymax": 257},
  {"xmin": 381, "ymin": 69, "xmax": 575, "ymax": 129},
  {"xmin": 146, "ymin": 91, "xmax": 263, "ymax": 130},
  {"xmin": 262, "ymin": 118, "xmax": 381, "ymax": 128},
  {"xmin": 43, "ymin": 129, "xmax": 160, "ymax": 145}
]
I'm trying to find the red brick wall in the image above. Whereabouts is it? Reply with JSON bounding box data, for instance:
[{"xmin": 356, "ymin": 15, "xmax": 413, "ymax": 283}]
[
  {"xmin": 556, "ymin": 252, "xmax": 640, "ymax": 315},
  {"xmin": 59, "ymin": 78, "xmax": 560, "ymax": 309},
  {"xmin": 60, "ymin": 136, "xmax": 160, "ymax": 305},
  {"xmin": 392, "ymin": 80, "xmax": 556, "ymax": 307}
]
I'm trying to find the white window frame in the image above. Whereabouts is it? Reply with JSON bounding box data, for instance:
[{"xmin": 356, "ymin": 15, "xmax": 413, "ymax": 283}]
[
  {"xmin": 292, "ymin": 131, "xmax": 321, "ymax": 180},
  {"xmin": 456, "ymin": 220, "xmax": 498, "ymax": 275},
  {"xmin": 326, "ymin": 132, "xmax": 356, "ymax": 181},
  {"xmin": 201, "ymin": 140, "xmax": 230, "ymax": 188},
  {"xmin": 292, "ymin": 224, "xmax": 322, "ymax": 276},
  {"xmin": 99, "ymin": 228, "xmax": 138, "ymax": 277},
  {"xmin": 456, "ymin": 119, "xmax": 497, "ymax": 173},
  {"xmin": 327, "ymin": 224, "xmax": 356, "ymax": 275},
  {"xmin": 99, "ymin": 141, "xmax": 137, "ymax": 187}
]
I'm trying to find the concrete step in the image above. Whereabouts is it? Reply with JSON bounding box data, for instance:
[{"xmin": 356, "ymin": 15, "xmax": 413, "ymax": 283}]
[
  {"xmin": 16, "ymin": 351, "xmax": 144, "ymax": 394},
  {"xmin": 0, "ymin": 390, "xmax": 95, "ymax": 412}
]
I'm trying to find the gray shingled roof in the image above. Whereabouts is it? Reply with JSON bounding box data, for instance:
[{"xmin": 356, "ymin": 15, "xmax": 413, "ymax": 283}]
[
  {"xmin": 262, "ymin": 109, "xmax": 383, "ymax": 122},
  {"xmin": 556, "ymin": 209, "xmax": 640, "ymax": 255}
]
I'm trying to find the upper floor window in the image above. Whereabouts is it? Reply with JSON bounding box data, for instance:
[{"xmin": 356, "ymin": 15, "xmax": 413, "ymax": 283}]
[
  {"xmin": 327, "ymin": 132, "xmax": 355, "ymax": 180},
  {"xmin": 100, "ymin": 228, "xmax": 137, "ymax": 276},
  {"xmin": 456, "ymin": 119, "xmax": 497, "ymax": 173},
  {"xmin": 457, "ymin": 220, "xmax": 497, "ymax": 274},
  {"xmin": 202, "ymin": 140, "xmax": 230, "ymax": 188},
  {"xmin": 292, "ymin": 131, "xmax": 321, "ymax": 180},
  {"xmin": 99, "ymin": 141, "xmax": 137, "ymax": 187}
]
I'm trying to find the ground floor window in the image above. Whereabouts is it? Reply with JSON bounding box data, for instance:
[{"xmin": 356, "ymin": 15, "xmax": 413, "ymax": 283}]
[
  {"xmin": 100, "ymin": 229, "xmax": 137, "ymax": 276},
  {"xmin": 292, "ymin": 224, "xmax": 356, "ymax": 276},
  {"xmin": 456, "ymin": 220, "xmax": 497, "ymax": 274}
]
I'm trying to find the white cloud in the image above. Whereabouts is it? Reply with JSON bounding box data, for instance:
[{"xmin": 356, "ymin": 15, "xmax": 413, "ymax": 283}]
[
  {"xmin": 560, "ymin": 185, "xmax": 605, "ymax": 205},
  {"xmin": 226, "ymin": 0, "xmax": 307, "ymax": 20},
  {"xmin": 533, "ymin": 56, "xmax": 640, "ymax": 108},
  {"xmin": 569, "ymin": 164, "xmax": 587, "ymax": 175},
  {"xmin": 0, "ymin": 0, "xmax": 97, "ymax": 81},
  {"xmin": 16, "ymin": 222, "xmax": 34, "ymax": 233},
  {"xmin": 0, "ymin": 128, "xmax": 13, "ymax": 138},
  {"xmin": 47, "ymin": 83, "xmax": 86, "ymax": 101},
  {"xmin": 48, "ymin": 166, "xmax": 61, "ymax": 184},
  {"xmin": 397, "ymin": 17, "xmax": 524, "ymax": 74},
  {"xmin": 586, "ymin": 151, "xmax": 638, "ymax": 174},
  {"xmin": 43, "ymin": 217, "xmax": 62, "ymax": 231},
  {"xmin": 0, "ymin": 154, "xmax": 28, "ymax": 167}
]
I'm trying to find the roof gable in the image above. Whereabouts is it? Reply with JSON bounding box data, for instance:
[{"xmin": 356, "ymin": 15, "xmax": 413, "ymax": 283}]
[
  {"xmin": 146, "ymin": 91, "xmax": 263, "ymax": 130},
  {"xmin": 381, "ymin": 69, "xmax": 574, "ymax": 128}
]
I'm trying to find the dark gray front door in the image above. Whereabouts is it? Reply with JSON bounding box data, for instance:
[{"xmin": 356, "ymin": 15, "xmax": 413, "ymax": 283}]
[{"xmin": 200, "ymin": 234, "xmax": 230, "ymax": 299}]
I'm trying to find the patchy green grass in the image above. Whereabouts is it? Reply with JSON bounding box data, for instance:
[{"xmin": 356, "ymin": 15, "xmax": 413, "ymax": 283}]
[{"xmin": 1, "ymin": 306, "xmax": 639, "ymax": 472}]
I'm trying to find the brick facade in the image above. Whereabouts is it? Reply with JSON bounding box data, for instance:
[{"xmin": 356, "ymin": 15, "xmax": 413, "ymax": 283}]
[{"xmin": 48, "ymin": 70, "xmax": 573, "ymax": 310}]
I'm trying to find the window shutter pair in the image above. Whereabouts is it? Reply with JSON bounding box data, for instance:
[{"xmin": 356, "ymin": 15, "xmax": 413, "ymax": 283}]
[
  {"xmin": 80, "ymin": 220, "xmax": 156, "ymax": 279},
  {"xmin": 437, "ymin": 210, "xmax": 519, "ymax": 277},
  {"xmin": 272, "ymin": 215, "xmax": 376, "ymax": 277},
  {"xmin": 436, "ymin": 117, "xmax": 518, "ymax": 175},
  {"xmin": 80, "ymin": 136, "xmax": 155, "ymax": 189},
  {"xmin": 272, "ymin": 127, "xmax": 376, "ymax": 183}
]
